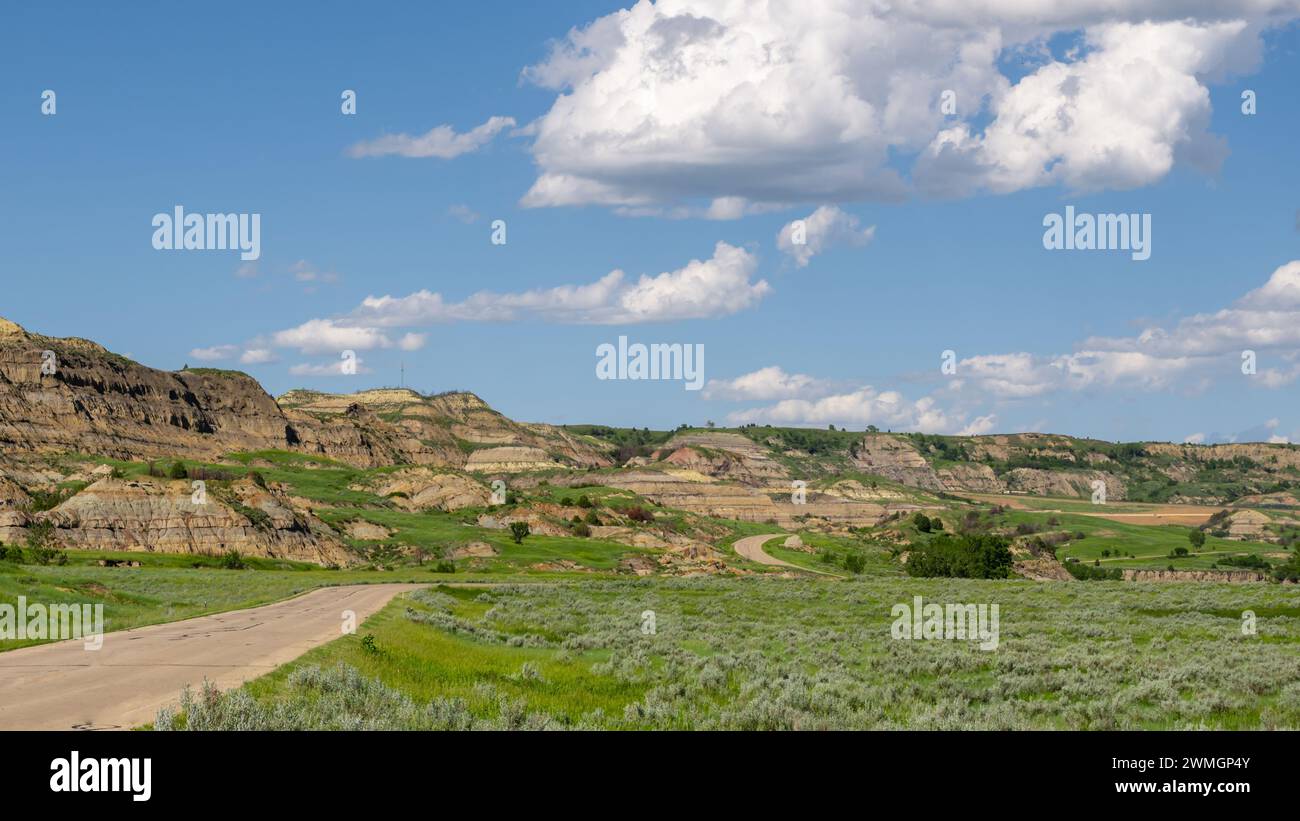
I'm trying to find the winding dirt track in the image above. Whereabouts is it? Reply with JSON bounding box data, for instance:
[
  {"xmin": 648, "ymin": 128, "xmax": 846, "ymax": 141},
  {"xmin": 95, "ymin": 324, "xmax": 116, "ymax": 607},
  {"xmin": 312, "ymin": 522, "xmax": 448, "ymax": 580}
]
[
  {"xmin": 0, "ymin": 583, "xmax": 420, "ymax": 730},
  {"xmin": 734, "ymin": 533, "xmax": 800, "ymax": 567},
  {"xmin": 733, "ymin": 534, "xmax": 839, "ymax": 576}
]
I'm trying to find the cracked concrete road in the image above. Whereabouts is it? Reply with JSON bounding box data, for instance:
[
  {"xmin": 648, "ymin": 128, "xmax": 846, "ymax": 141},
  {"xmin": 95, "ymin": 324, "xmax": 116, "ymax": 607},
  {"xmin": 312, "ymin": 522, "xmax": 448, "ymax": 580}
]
[{"xmin": 0, "ymin": 583, "xmax": 420, "ymax": 730}]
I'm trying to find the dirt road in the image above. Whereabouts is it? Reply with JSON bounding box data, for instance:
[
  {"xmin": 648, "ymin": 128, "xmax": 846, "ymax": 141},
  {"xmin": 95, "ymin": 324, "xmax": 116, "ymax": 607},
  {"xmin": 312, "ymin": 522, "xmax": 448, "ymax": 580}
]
[
  {"xmin": 733, "ymin": 534, "xmax": 839, "ymax": 576},
  {"xmin": 0, "ymin": 583, "xmax": 420, "ymax": 730}
]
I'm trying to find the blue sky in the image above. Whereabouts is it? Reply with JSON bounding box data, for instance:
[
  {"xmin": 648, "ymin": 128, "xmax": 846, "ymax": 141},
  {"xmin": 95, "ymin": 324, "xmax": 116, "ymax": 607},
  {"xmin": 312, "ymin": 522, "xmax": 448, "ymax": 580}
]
[{"xmin": 4, "ymin": 1, "xmax": 1300, "ymax": 442}]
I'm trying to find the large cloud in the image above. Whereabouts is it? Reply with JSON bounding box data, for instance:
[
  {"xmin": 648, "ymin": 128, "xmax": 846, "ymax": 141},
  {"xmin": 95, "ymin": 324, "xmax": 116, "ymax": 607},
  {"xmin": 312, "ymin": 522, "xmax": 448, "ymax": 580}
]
[
  {"xmin": 915, "ymin": 20, "xmax": 1254, "ymax": 196},
  {"xmin": 519, "ymin": 0, "xmax": 1293, "ymax": 212}
]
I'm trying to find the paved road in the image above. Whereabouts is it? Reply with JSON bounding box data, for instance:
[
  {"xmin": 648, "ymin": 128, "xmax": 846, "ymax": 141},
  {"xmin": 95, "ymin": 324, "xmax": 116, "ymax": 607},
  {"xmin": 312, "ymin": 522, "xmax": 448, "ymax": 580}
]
[{"xmin": 0, "ymin": 583, "xmax": 420, "ymax": 730}]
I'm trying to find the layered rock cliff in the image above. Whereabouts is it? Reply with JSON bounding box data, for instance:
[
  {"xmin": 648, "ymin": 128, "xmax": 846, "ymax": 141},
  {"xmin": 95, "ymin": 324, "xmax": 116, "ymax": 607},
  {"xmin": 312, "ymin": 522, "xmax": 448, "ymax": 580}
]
[{"xmin": 0, "ymin": 317, "xmax": 610, "ymax": 470}]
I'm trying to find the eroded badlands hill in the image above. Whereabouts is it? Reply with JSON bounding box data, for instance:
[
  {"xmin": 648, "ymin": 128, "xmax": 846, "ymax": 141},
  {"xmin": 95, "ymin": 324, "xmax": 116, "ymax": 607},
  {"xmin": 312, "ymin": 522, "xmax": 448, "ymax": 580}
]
[
  {"xmin": 2, "ymin": 317, "xmax": 1298, "ymax": 571},
  {"xmin": 0, "ymin": 317, "xmax": 610, "ymax": 470}
]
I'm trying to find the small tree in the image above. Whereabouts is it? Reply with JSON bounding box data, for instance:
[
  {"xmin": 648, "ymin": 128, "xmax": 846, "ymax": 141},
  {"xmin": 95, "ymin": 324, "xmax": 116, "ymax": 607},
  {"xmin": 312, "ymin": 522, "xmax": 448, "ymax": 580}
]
[
  {"xmin": 1188, "ymin": 529, "xmax": 1206, "ymax": 549},
  {"xmin": 169, "ymin": 461, "xmax": 188, "ymax": 480},
  {"xmin": 509, "ymin": 522, "xmax": 531, "ymax": 544},
  {"xmin": 912, "ymin": 512, "xmax": 932, "ymax": 533},
  {"xmin": 26, "ymin": 521, "xmax": 66, "ymax": 565}
]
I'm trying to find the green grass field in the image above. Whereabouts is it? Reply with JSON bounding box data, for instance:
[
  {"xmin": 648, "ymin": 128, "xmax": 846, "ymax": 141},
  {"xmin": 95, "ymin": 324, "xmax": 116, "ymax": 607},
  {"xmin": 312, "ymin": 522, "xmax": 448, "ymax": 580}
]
[
  {"xmin": 168, "ymin": 577, "xmax": 1300, "ymax": 730},
  {"xmin": 11, "ymin": 451, "xmax": 1300, "ymax": 731},
  {"xmin": 997, "ymin": 509, "xmax": 1282, "ymax": 570}
]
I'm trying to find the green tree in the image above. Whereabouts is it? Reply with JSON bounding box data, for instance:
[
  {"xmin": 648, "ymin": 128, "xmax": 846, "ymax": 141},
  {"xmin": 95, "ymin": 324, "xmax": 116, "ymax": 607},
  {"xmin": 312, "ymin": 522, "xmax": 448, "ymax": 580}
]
[
  {"xmin": 1188, "ymin": 529, "xmax": 1206, "ymax": 549},
  {"xmin": 905, "ymin": 534, "xmax": 1013, "ymax": 579},
  {"xmin": 25, "ymin": 521, "xmax": 66, "ymax": 566},
  {"xmin": 509, "ymin": 522, "xmax": 531, "ymax": 544},
  {"xmin": 912, "ymin": 512, "xmax": 932, "ymax": 533}
]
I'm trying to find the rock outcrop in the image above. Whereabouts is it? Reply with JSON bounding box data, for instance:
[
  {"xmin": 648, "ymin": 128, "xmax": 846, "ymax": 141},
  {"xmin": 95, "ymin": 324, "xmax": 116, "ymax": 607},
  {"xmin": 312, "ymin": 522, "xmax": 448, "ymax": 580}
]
[
  {"xmin": 851, "ymin": 435, "xmax": 943, "ymax": 490},
  {"xmin": 464, "ymin": 446, "xmax": 562, "ymax": 473},
  {"xmin": 0, "ymin": 318, "xmax": 610, "ymax": 471},
  {"xmin": 651, "ymin": 432, "xmax": 788, "ymax": 483},
  {"xmin": 3, "ymin": 477, "xmax": 350, "ymax": 565},
  {"xmin": 354, "ymin": 468, "xmax": 490, "ymax": 511}
]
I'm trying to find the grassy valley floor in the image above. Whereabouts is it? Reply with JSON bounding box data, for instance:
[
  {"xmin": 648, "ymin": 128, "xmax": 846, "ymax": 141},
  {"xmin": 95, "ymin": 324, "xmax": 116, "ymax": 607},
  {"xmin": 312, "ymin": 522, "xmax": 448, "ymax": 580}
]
[{"xmin": 161, "ymin": 577, "xmax": 1300, "ymax": 731}]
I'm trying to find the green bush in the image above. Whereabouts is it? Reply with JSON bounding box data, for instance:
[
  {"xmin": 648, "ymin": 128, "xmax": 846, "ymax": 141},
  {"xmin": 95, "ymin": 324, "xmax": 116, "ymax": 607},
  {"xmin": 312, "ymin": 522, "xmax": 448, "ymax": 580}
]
[
  {"xmin": 169, "ymin": 461, "xmax": 188, "ymax": 480},
  {"xmin": 25, "ymin": 521, "xmax": 66, "ymax": 565},
  {"xmin": 432, "ymin": 560, "xmax": 456, "ymax": 573},
  {"xmin": 1065, "ymin": 562, "xmax": 1122, "ymax": 581},
  {"xmin": 571, "ymin": 522, "xmax": 591, "ymax": 538},
  {"xmin": 27, "ymin": 489, "xmax": 72, "ymax": 512},
  {"xmin": 220, "ymin": 550, "xmax": 246, "ymax": 570},
  {"xmin": 623, "ymin": 505, "xmax": 653, "ymax": 523},
  {"xmin": 905, "ymin": 534, "xmax": 1013, "ymax": 579},
  {"xmin": 1219, "ymin": 554, "xmax": 1270, "ymax": 570},
  {"xmin": 843, "ymin": 553, "xmax": 866, "ymax": 574},
  {"xmin": 912, "ymin": 512, "xmax": 932, "ymax": 533}
]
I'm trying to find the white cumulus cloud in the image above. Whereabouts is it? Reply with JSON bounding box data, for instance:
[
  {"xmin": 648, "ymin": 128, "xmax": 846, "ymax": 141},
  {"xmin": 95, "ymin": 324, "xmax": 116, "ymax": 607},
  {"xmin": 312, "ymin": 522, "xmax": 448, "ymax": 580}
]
[
  {"xmin": 518, "ymin": 1, "xmax": 1292, "ymax": 211},
  {"xmin": 703, "ymin": 366, "xmax": 836, "ymax": 401},
  {"xmin": 777, "ymin": 205, "xmax": 875, "ymax": 268},
  {"xmin": 273, "ymin": 319, "xmax": 397, "ymax": 355},
  {"xmin": 346, "ymin": 241, "xmax": 768, "ymax": 326}
]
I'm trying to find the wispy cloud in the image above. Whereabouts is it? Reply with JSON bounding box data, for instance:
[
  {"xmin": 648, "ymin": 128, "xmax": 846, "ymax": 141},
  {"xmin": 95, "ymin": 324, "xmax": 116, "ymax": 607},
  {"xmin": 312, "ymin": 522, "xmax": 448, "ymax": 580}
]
[{"xmin": 348, "ymin": 115, "xmax": 516, "ymax": 159}]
